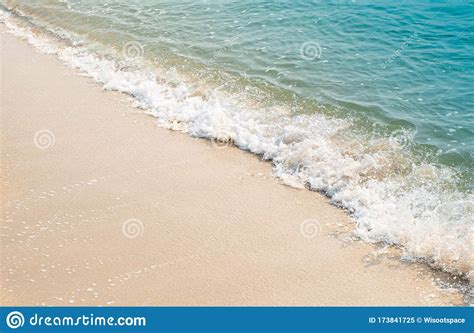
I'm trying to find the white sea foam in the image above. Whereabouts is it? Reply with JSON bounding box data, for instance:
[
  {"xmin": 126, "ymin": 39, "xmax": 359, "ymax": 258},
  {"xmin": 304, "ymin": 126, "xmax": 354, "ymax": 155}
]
[{"xmin": 2, "ymin": 9, "xmax": 472, "ymax": 279}]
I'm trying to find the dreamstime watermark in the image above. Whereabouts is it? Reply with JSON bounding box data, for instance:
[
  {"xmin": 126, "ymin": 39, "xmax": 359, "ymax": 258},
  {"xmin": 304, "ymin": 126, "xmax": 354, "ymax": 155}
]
[
  {"xmin": 388, "ymin": 129, "xmax": 415, "ymax": 150},
  {"xmin": 361, "ymin": 251, "xmax": 404, "ymax": 271},
  {"xmin": 208, "ymin": 34, "xmax": 240, "ymax": 66},
  {"xmin": 300, "ymin": 41, "xmax": 322, "ymax": 61},
  {"xmin": 6, "ymin": 311, "xmax": 24, "ymax": 329},
  {"xmin": 4, "ymin": 311, "xmax": 146, "ymax": 329},
  {"xmin": 300, "ymin": 219, "xmax": 321, "ymax": 238},
  {"xmin": 33, "ymin": 129, "xmax": 56, "ymax": 150},
  {"xmin": 361, "ymin": 253, "xmax": 382, "ymax": 268},
  {"xmin": 381, "ymin": 32, "xmax": 418, "ymax": 69},
  {"xmin": 434, "ymin": 200, "xmax": 469, "ymax": 222},
  {"xmin": 122, "ymin": 41, "xmax": 144, "ymax": 60},
  {"xmin": 122, "ymin": 218, "xmax": 144, "ymax": 239},
  {"xmin": 210, "ymin": 130, "xmax": 234, "ymax": 149}
]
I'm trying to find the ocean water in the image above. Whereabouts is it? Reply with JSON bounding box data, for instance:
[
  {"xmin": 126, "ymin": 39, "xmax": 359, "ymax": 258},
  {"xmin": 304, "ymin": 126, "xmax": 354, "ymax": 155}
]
[{"xmin": 1, "ymin": 1, "xmax": 472, "ymax": 278}]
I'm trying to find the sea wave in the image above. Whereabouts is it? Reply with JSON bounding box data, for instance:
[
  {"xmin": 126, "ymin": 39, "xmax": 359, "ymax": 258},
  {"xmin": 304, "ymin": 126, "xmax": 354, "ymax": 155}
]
[{"xmin": 1, "ymin": 8, "xmax": 472, "ymax": 280}]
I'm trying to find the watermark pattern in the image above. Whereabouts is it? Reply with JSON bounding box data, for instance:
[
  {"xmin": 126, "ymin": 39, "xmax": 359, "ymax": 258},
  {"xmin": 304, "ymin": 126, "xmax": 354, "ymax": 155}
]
[
  {"xmin": 435, "ymin": 200, "xmax": 470, "ymax": 222},
  {"xmin": 122, "ymin": 218, "xmax": 144, "ymax": 239},
  {"xmin": 361, "ymin": 250, "xmax": 405, "ymax": 271},
  {"xmin": 122, "ymin": 41, "xmax": 144, "ymax": 60},
  {"xmin": 300, "ymin": 218, "xmax": 321, "ymax": 238},
  {"xmin": 210, "ymin": 130, "xmax": 234, "ymax": 149},
  {"xmin": 361, "ymin": 253, "xmax": 382, "ymax": 268},
  {"xmin": 389, "ymin": 129, "xmax": 415, "ymax": 150},
  {"xmin": 381, "ymin": 32, "xmax": 418, "ymax": 69},
  {"xmin": 33, "ymin": 129, "xmax": 56, "ymax": 150},
  {"xmin": 207, "ymin": 34, "xmax": 240, "ymax": 66},
  {"xmin": 6, "ymin": 311, "xmax": 25, "ymax": 329},
  {"xmin": 299, "ymin": 41, "xmax": 322, "ymax": 61}
]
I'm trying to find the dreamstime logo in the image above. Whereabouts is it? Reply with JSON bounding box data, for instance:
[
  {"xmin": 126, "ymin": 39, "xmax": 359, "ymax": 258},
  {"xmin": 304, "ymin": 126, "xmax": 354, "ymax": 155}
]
[
  {"xmin": 381, "ymin": 32, "xmax": 418, "ymax": 69},
  {"xmin": 361, "ymin": 253, "xmax": 382, "ymax": 268},
  {"xmin": 299, "ymin": 41, "xmax": 322, "ymax": 60},
  {"xmin": 6, "ymin": 311, "xmax": 24, "ymax": 329},
  {"xmin": 34, "ymin": 129, "xmax": 56, "ymax": 150},
  {"xmin": 211, "ymin": 130, "xmax": 234, "ymax": 149},
  {"xmin": 208, "ymin": 34, "xmax": 240, "ymax": 66},
  {"xmin": 300, "ymin": 219, "xmax": 321, "ymax": 238},
  {"xmin": 435, "ymin": 200, "xmax": 469, "ymax": 221},
  {"xmin": 389, "ymin": 129, "xmax": 414, "ymax": 150},
  {"xmin": 122, "ymin": 218, "xmax": 144, "ymax": 239},
  {"xmin": 122, "ymin": 41, "xmax": 144, "ymax": 60}
]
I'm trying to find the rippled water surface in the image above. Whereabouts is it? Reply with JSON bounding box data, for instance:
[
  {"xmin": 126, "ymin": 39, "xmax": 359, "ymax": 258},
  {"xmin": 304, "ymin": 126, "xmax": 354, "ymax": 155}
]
[{"xmin": 12, "ymin": 0, "xmax": 473, "ymax": 162}]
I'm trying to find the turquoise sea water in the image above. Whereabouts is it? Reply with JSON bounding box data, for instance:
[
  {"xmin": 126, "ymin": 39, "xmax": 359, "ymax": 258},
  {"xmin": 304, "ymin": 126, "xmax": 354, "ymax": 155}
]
[
  {"xmin": 12, "ymin": 0, "xmax": 473, "ymax": 167},
  {"xmin": 1, "ymin": 1, "xmax": 472, "ymax": 276}
]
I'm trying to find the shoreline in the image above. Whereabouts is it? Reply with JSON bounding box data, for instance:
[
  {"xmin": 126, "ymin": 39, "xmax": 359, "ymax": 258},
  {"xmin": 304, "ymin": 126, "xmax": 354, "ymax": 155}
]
[
  {"xmin": 0, "ymin": 27, "xmax": 467, "ymax": 305},
  {"xmin": 2, "ymin": 5, "xmax": 473, "ymax": 285}
]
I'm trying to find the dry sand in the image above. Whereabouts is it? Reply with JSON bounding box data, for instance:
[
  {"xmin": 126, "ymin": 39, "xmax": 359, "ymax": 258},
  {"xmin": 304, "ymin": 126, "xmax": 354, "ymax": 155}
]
[{"xmin": 0, "ymin": 28, "xmax": 464, "ymax": 306}]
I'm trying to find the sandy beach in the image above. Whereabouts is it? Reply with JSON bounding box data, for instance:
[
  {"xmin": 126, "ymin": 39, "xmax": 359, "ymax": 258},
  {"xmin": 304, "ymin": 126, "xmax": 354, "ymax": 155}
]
[{"xmin": 0, "ymin": 27, "xmax": 465, "ymax": 306}]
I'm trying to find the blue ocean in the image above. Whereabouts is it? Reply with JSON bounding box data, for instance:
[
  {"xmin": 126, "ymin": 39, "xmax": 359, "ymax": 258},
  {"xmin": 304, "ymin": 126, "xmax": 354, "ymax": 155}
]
[{"xmin": 1, "ymin": 1, "xmax": 472, "ymax": 277}]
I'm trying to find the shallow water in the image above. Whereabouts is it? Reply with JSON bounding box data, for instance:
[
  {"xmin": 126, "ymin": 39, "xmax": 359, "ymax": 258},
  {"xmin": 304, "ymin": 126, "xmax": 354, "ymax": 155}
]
[{"xmin": 1, "ymin": 1, "xmax": 472, "ymax": 277}]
